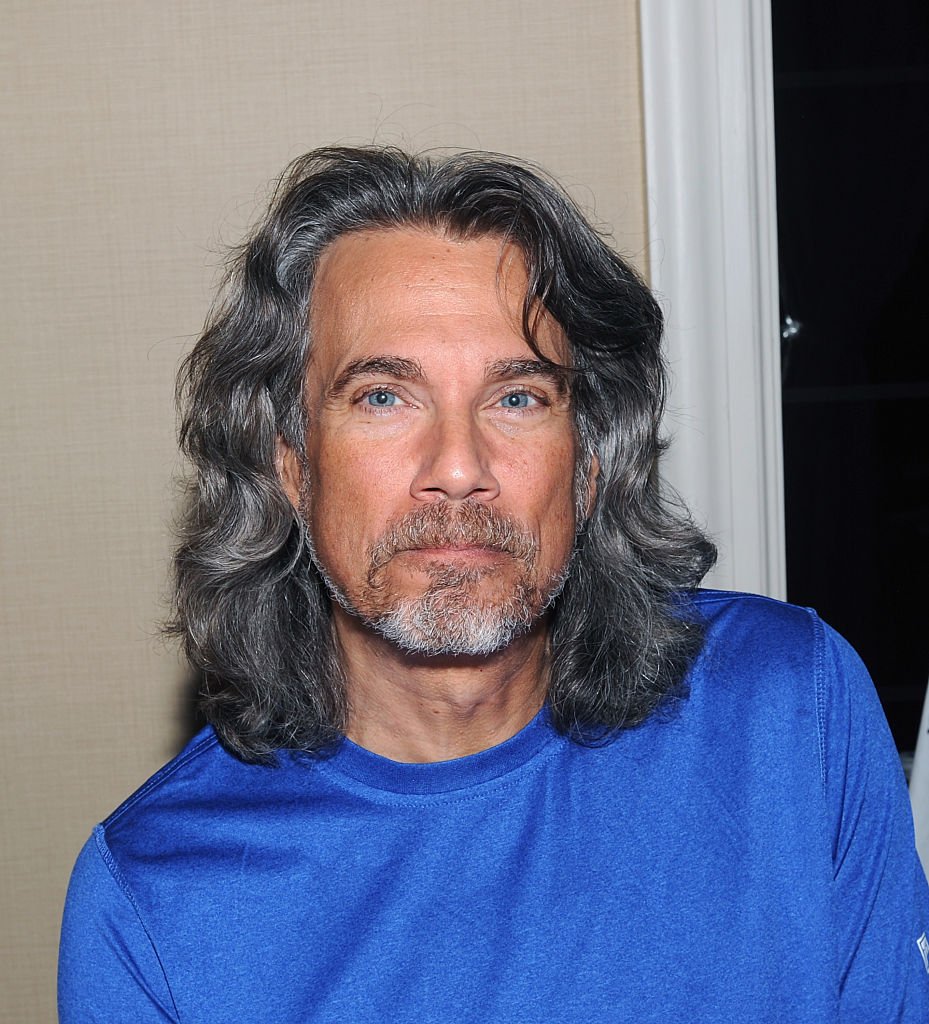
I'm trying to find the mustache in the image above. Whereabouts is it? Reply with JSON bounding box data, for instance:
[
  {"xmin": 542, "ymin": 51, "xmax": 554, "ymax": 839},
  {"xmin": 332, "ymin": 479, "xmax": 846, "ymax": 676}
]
[{"xmin": 368, "ymin": 502, "xmax": 538, "ymax": 571}]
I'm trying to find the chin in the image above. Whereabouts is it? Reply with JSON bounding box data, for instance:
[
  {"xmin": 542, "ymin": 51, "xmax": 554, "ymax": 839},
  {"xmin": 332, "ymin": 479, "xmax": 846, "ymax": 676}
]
[
  {"xmin": 369, "ymin": 599, "xmax": 536, "ymax": 658},
  {"xmin": 361, "ymin": 569, "xmax": 566, "ymax": 658}
]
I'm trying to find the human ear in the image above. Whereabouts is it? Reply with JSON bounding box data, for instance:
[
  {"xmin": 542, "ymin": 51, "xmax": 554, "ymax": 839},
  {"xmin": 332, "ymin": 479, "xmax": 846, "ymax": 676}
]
[
  {"xmin": 275, "ymin": 437, "xmax": 303, "ymax": 509},
  {"xmin": 583, "ymin": 452, "xmax": 600, "ymax": 520}
]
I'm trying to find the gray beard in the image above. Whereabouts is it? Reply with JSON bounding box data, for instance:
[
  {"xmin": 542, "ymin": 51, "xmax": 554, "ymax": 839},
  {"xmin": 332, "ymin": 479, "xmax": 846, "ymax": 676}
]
[
  {"xmin": 303, "ymin": 500, "xmax": 571, "ymax": 657},
  {"xmin": 358, "ymin": 561, "xmax": 569, "ymax": 657}
]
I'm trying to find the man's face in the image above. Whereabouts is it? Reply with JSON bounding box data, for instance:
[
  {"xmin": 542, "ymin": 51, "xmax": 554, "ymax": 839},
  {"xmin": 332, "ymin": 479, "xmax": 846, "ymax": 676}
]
[{"xmin": 281, "ymin": 227, "xmax": 594, "ymax": 656}]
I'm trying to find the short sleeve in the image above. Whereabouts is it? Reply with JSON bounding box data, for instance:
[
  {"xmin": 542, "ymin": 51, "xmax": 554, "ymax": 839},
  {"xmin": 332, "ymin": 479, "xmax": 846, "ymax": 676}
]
[
  {"xmin": 820, "ymin": 620, "xmax": 929, "ymax": 1020},
  {"xmin": 58, "ymin": 828, "xmax": 178, "ymax": 1024}
]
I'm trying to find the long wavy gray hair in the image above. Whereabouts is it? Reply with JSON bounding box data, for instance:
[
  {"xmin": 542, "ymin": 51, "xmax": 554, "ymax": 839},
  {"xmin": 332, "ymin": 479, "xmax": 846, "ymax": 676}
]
[{"xmin": 170, "ymin": 146, "xmax": 716, "ymax": 762}]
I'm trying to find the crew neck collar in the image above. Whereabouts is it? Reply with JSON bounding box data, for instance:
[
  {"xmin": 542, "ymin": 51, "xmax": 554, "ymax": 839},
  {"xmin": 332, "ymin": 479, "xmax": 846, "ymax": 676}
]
[{"xmin": 323, "ymin": 707, "xmax": 559, "ymax": 795}]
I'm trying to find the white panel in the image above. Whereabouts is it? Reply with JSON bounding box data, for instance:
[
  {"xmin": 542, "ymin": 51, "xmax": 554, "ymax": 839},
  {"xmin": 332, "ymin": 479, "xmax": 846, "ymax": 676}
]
[
  {"xmin": 910, "ymin": 682, "xmax": 929, "ymax": 875},
  {"xmin": 640, "ymin": 0, "xmax": 786, "ymax": 597}
]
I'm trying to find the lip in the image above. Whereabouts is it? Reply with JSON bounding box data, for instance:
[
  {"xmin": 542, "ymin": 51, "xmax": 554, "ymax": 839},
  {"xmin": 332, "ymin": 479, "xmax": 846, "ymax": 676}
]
[{"xmin": 400, "ymin": 545, "xmax": 506, "ymax": 559}]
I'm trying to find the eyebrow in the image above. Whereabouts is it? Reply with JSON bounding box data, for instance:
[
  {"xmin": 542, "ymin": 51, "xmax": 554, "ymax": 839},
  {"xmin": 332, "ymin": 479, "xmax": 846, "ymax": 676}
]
[
  {"xmin": 327, "ymin": 356, "xmax": 425, "ymax": 398},
  {"xmin": 484, "ymin": 359, "xmax": 571, "ymax": 395},
  {"xmin": 326, "ymin": 354, "xmax": 572, "ymax": 400}
]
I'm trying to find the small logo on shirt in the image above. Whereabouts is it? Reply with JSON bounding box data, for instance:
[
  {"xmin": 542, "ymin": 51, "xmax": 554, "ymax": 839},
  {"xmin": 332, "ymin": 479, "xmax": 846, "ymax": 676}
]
[{"xmin": 918, "ymin": 933, "xmax": 929, "ymax": 974}]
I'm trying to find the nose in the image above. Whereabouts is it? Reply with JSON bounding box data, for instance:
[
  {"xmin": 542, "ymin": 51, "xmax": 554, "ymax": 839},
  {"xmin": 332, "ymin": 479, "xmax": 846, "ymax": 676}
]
[{"xmin": 410, "ymin": 412, "xmax": 500, "ymax": 503}]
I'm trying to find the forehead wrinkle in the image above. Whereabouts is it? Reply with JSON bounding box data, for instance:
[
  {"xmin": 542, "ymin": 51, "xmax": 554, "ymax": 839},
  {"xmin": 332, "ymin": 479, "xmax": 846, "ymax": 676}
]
[{"xmin": 327, "ymin": 356, "xmax": 425, "ymax": 399}]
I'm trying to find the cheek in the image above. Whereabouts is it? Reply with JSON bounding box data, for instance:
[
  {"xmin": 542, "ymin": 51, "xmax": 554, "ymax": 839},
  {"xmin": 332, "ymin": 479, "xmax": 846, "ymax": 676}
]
[
  {"xmin": 540, "ymin": 500, "xmax": 579, "ymax": 562},
  {"xmin": 307, "ymin": 441, "xmax": 405, "ymax": 556},
  {"xmin": 312, "ymin": 432, "xmax": 363, "ymax": 488},
  {"xmin": 312, "ymin": 431, "xmax": 411, "ymax": 494},
  {"xmin": 505, "ymin": 447, "xmax": 579, "ymax": 555}
]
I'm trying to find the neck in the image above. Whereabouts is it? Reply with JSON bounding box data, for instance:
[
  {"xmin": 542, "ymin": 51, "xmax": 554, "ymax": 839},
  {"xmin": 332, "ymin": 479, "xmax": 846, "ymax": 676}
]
[{"xmin": 332, "ymin": 608, "xmax": 550, "ymax": 763}]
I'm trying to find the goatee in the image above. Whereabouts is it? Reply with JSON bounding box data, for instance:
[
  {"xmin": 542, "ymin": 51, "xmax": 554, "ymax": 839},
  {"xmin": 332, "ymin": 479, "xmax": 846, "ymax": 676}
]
[{"xmin": 304, "ymin": 500, "xmax": 570, "ymax": 657}]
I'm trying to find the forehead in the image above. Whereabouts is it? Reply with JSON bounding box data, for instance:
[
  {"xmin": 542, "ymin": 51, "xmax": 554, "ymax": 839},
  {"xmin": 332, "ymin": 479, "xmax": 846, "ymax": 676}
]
[{"xmin": 307, "ymin": 228, "xmax": 568, "ymax": 367}]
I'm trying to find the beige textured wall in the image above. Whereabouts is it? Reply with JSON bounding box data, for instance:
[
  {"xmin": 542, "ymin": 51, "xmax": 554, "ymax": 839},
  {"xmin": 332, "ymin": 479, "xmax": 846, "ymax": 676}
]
[{"xmin": 0, "ymin": 2, "xmax": 645, "ymax": 1019}]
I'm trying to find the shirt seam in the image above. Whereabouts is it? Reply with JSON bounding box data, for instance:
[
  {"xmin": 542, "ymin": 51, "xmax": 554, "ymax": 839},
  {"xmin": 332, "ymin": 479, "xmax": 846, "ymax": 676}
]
[
  {"xmin": 809, "ymin": 609, "xmax": 828, "ymax": 796},
  {"xmin": 315, "ymin": 731, "xmax": 570, "ymax": 807},
  {"xmin": 93, "ymin": 825, "xmax": 181, "ymax": 1022}
]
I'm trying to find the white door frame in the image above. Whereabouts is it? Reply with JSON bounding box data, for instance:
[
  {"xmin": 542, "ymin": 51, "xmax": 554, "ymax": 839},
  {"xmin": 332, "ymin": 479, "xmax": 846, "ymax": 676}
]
[{"xmin": 640, "ymin": 0, "xmax": 786, "ymax": 598}]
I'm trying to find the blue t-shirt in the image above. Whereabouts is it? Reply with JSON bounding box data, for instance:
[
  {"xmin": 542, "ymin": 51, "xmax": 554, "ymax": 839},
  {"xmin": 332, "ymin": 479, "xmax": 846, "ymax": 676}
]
[{"xmin": 59, "ymin": 592, "xmax": 929, "ymax": 1021}]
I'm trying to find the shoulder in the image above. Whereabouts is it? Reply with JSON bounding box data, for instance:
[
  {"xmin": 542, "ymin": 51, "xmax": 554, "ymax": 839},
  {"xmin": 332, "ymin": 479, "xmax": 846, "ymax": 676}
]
[
  {"xmin": 98, "ymin": 726, "xmax": 301, "ymax": 869},
  {"xmin": 678, "ymin": 589, "xmax": 884, "ymax": 787},
  {"xmin": 103, "ymin": 727, "xmax": 225, "ymax": 829},
  {"xmin": 688, "ymin": 586, "xmax": 871, "ymax": 676},
  {"xmin": 690, "ymin": 586, "xmax": 818, "ymax": 640},
  {"xmin": 686, "ymin": 588, "xmax": 865, "ymax": 698},
  {"xmin": 680, "ymin": 590, "xmax": 907, "ymax": 813},
  {"xmin": 686, "ymin": 588, "xmax": 826, "ymax": 697}
]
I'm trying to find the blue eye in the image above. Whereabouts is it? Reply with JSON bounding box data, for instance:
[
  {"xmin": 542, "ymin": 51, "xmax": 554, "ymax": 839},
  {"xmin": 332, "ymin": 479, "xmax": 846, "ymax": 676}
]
[
  {"xmin": 500, "ymin": 392, "xmax": 532, "ymax": 409},
  {"xmin": 366, "ymin": 390, "xmax": 398, "ymax": 407}
]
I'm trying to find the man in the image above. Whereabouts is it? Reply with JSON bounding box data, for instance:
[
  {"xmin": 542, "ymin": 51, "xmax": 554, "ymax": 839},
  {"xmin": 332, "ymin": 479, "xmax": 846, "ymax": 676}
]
[{"xmin": 59, "ymin": 147, "xmax": 929, "ymax": 1021}]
